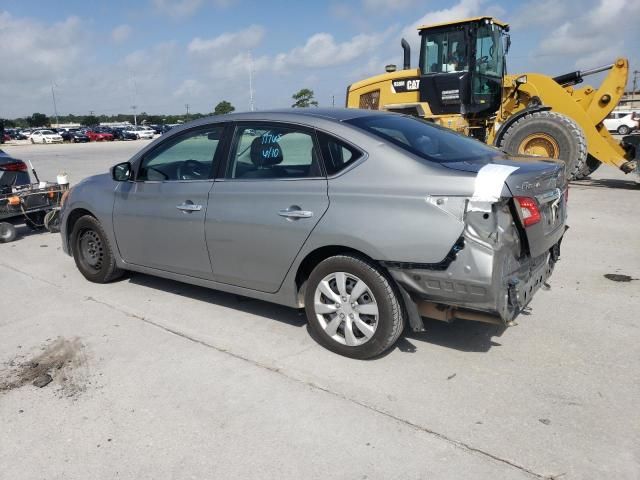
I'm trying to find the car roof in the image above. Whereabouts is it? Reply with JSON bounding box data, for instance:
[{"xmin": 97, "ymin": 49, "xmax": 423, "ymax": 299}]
[{"xmin": 174, "ymin": 108, "xmax": 392, "ymax": 133}]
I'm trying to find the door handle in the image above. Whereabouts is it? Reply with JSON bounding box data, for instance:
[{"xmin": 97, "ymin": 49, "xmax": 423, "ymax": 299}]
[
  {"xmin": 278, "ymin": 206, "xmax": 313, "ymax": 219},
  {"xmin": 176, "ymin": 202, "xmax": 202, "ymax": 213}
]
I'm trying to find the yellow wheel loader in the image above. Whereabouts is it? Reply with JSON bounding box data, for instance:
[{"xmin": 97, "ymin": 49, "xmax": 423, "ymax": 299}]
[{"xmin": 346, "ymin": 17, "xmax": 637, "ymax": 180}]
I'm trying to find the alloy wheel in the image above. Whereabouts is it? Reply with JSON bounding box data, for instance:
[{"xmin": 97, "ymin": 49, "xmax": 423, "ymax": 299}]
[{"xmin": 313, "ymin": 272, "xmax": 379, "ymax": 346}]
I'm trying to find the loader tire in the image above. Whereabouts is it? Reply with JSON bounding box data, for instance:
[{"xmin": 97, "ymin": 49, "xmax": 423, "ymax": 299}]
[
  {"xmin": 574, "ymin": 154, "xmax": 601, "ymax": 180},
  {"xmin": 498, "ymin": 111, "xmax": 587, "ymax": 181}
]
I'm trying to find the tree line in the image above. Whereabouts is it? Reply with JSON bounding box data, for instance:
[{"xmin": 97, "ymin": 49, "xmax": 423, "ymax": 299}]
[{"xmin": 2, "ymin": 89, "xmax": 319, "ymax": 128}]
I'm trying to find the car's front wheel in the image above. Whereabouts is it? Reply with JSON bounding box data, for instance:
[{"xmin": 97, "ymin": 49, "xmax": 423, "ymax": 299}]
[
  {"xmin": 71, "ymin": 215, "xmax": 123, "ymax": 283},
  {"xmin": 617, "ymin": 125, "xmax": 631, "ymax": 135},
  {"xmin": 305, "ymin": 255, "xmax": 405, "ymax": 359}
]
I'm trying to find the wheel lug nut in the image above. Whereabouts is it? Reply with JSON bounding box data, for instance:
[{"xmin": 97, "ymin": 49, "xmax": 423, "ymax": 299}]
[
  {"xmin": 349, "ymin": 313, "xmax": 354, "ymax": 319},
  {"xmin": 342, "ymin": 296, "xmax": 347, "ymax": 302},
  {"xmin": 339, "ymin": 313, "xmax": 345, "ymax": 319}
]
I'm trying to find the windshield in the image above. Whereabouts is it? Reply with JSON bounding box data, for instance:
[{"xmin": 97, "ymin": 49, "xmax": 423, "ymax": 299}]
[
  {"xmin": 475, "ymin": 24, "xmax": 504, "ymax": 78},
  {"xmin": 346, "ymin": 114, "xmax": 500, "ymax": 163}
]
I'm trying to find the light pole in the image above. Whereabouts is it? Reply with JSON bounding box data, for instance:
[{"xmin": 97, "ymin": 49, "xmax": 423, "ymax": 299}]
[
  {"xmin": 131, "ymin": 105, "xmax": 137, "ymax": 126},
  {"xmin": 51, "ymin": 82, "xmax": 59, "ymax": 127}
]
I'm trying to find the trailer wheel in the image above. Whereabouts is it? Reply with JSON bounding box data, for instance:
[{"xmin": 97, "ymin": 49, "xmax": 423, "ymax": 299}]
[
  {"xmin": 0, "ymin": 222, "xmax": 17, "ymax": 243},
  {"xmin": 574, "ymin": 154, "xmax": 601, "ymax": 180},
  {"xmin": 499, "ymin": 111, "xmax": 587, "ymax": 181}
]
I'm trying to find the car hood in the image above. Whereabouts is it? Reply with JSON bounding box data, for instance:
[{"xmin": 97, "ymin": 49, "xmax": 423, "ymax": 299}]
[{"xmin": 440, "ymin": 153, "xmax": 566, "ymax": 197}]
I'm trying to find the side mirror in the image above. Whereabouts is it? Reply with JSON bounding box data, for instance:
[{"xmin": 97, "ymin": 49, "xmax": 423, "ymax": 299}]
[
  {"xmin": 515, "ymin": 75, "xmax": 527, "ymax": 86},
  {"xmin": 504, "ymin": 34, "xmax": 511, "ymax": 55},
  {"xmin": 111, "ymin": 162, "xmax": 132, "ymax": 182}
]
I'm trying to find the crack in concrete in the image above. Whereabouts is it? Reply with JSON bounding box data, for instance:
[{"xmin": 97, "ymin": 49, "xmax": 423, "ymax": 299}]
[{"xmin": 1, "ymin": 261, "xmax": 551, "ymax": 479}]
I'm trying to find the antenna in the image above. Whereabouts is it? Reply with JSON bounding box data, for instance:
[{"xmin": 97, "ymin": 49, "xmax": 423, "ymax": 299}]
[{"xmin": 248, "ymin": 51, "xmax": 255, "ymax": 111}]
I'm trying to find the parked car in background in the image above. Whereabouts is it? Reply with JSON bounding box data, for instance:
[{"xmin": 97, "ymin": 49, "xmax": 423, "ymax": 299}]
[
  {"xmin": 60, "ymin": 109, "xmax": 568, "ymax": 359},
  {"xmin": 8, "ymin": 129, "xmax": 28, "ymax": 140},
  {"xmin": 61, "ymin": 129, "xmax": 90, "ymax": 143},
  {"xmin": 112, "ymin": 127, "xmax": 138, "ymax": 141},
  {"xmin": 0, "ymin": 149, "xmax": 30, "ymax": 193},
  {"xmin": 604, "ymin": 111, "xmax": 639, "ymax": 135},
  {"xmin": 150, "ymin": 124, "xmax": 173, "ymax": 134},
  {"xmin": 124, "ymin": 125, "xmax": 154, "ymax": 139},
  {"xmin": 30, "ymin": 129, "xmax": 64, "ymax": 144},
  {"xmin": 85, "ymin": 129, "xmax": 114, "ymax": 142}
]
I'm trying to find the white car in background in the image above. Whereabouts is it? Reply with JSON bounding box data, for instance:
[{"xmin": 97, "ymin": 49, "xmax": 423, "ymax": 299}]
[
  {"xmin": 30, "ymin": 129, "xmax": 64, "ymax": 144},
  {"xmin": 604, "ymin": 111, "xmax": 639, "ymax": 135},
  {"xmin": 124, "ymin": 126, "xmax": 155, "ymax": 140}
]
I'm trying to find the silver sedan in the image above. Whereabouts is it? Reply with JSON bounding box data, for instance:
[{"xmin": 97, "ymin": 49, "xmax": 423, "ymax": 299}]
[{"xmin": 59, "ymin": 109, "xmax": 567, "ymax": 358}]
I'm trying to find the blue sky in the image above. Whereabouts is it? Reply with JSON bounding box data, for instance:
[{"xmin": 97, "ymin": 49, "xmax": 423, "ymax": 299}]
[{"xmin": 1, "ymin": 0, "xmax": 638, "ymax": 117}]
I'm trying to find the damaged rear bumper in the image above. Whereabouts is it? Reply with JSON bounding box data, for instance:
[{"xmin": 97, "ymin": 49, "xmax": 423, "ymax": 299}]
[{"xmin": 384, "ymin": 201, "xmax": 565, "ymax": 329}]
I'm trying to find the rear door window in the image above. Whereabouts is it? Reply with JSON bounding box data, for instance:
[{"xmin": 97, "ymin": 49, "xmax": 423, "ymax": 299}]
[
  {"xmin": 317, "ymin": 131, "xmax": 362, "ymax": 175},
  {"xmin": 227, "ymin": 124, "xmax": 322, "ymax": 179}
]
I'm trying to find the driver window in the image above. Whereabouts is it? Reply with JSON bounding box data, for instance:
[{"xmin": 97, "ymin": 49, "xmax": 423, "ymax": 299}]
[{"xmin": 137, "ymin": 126, "xmax": 223, "ymax": 181}]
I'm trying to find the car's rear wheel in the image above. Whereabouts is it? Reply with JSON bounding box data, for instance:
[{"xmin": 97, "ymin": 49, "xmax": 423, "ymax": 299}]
[
  {"xmin": 617, "ymin": 125, "xmax": 631, "ymax": 135},
  {"xmin": 71, "ymin": 215, "xmax": 123, "ymax": 283},
  {"xmin": 305, "ymin": 255, "xmax": 405, "ymax": 359}
]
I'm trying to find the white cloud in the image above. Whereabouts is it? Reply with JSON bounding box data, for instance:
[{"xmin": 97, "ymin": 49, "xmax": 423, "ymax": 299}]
[
  {"xmin": 152, "ymin": 0, "xmax": 236, "ymax": 17},
  {"xmin": 111, "ymin": 24, "xmax": 132, "ymax": 43},
  {"xmin": 188, "ymin": 25, "xmax": 265, "ymax": 54},
  {"xmin": 509, "ymin": 0, "xmax": 568, "ymax": 29},
  {"xmin": 152, "ymin": 0, "xmax": 204, "ymax": 17},
  {"xmin": 274, "ymin": 30, "xmax": 392, "ymax": 71},
  {"xmin": 535, "ymin": 0, "xmax": 639, "ymax": 69},
  {"xmin": 362, "ymin": 0, "xmax": 417, "ymax": 11}
]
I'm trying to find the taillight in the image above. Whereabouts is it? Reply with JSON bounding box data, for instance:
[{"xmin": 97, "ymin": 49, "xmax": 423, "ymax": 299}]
[
  {"xmin": 514, "ymin": 196, "xmax": 541, "ymax": 227},
  {"xmin": 0, "ymin": 161, "xmax": 28, "ymax": 172}
]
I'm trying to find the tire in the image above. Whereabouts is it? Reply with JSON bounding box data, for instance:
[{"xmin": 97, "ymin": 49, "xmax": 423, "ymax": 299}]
[
  {"xmin": 70, "ymin": 215, "xmax": 123, "ymax": 283},
  {"xmin": 304, "ymin": 254, "xmax": 405, "ymax": 359},
  {"xmin": 574, "ymin": 154, "xmax": 602, "ymax": 180},
  {"xmin": 617, "ymin": 125, "xmax": 631, "ymax": 135},
  {"xmin": 0, "ymin": 222, "xmax": 17, "ymax": 243},
  {"xmin": 498, "ymin": 111, "xmax": 587, "ymax": 181}
]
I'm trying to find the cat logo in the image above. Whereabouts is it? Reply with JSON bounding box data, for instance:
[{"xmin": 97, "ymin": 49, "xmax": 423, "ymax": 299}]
[{"xmin": 391, "ymin": 78, "xmax": 421, "ymax": 93}]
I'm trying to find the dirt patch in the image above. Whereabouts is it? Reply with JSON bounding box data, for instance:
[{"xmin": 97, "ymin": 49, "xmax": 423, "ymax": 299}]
[
  {"xmin": 0, "ymin": 337, "xmax": 89, "ymax": 397},
  {"xmin": 604, "ymin": 273, "xmax": 636, "ymax": 282}
]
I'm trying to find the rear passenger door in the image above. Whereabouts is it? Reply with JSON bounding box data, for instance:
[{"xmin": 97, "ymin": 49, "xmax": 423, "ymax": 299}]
[{"xmin": 206, "ymin": 122, "xmax": 329, "ymax": 293}]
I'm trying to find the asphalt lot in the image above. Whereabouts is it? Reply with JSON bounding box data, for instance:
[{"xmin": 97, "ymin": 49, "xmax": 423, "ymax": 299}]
[{"xmin": 1, "ymin": 140, "xmax": 639, "ymax": 479}]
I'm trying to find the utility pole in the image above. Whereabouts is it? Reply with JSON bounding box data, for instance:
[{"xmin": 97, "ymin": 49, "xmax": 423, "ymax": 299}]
[
  {"xmin": 51, "ymin": 82, "xmax": 59, "ymax": 127},
  {"xmin": 332, "ymin": 95, "xmax": 335, "ymax": 108},
  {"xmin": 185, "ymin": 104, "xmax": 190, "ymax": 120},
  {"xmin": 248, "ymin": 51, "xmax": 255, "ymax": 112},
  {"xmin": 131, "ymin": 105, "xmax": 137, "ymax": 126}
]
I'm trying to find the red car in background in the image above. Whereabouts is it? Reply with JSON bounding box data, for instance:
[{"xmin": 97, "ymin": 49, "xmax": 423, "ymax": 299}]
[{"xmin": 85, "ymin": 130, "xmax": 114, "ymax": 142}]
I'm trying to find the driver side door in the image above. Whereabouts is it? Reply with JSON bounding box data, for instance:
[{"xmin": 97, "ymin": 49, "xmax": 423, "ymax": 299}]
[{"xmin": 113, "ymin": 124, "xmax": 226, "ymax": 279}]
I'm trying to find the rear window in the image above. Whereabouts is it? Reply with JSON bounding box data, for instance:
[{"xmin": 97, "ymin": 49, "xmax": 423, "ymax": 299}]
[{"xmin": 346, "ymin": 114, "xmax": 499, "ymax": 163}]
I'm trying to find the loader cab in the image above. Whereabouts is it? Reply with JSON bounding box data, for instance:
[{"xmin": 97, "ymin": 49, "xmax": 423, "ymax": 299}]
[{"xmin": 417, "ymin": 17, "xmax": 509, "ymax": 117}]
